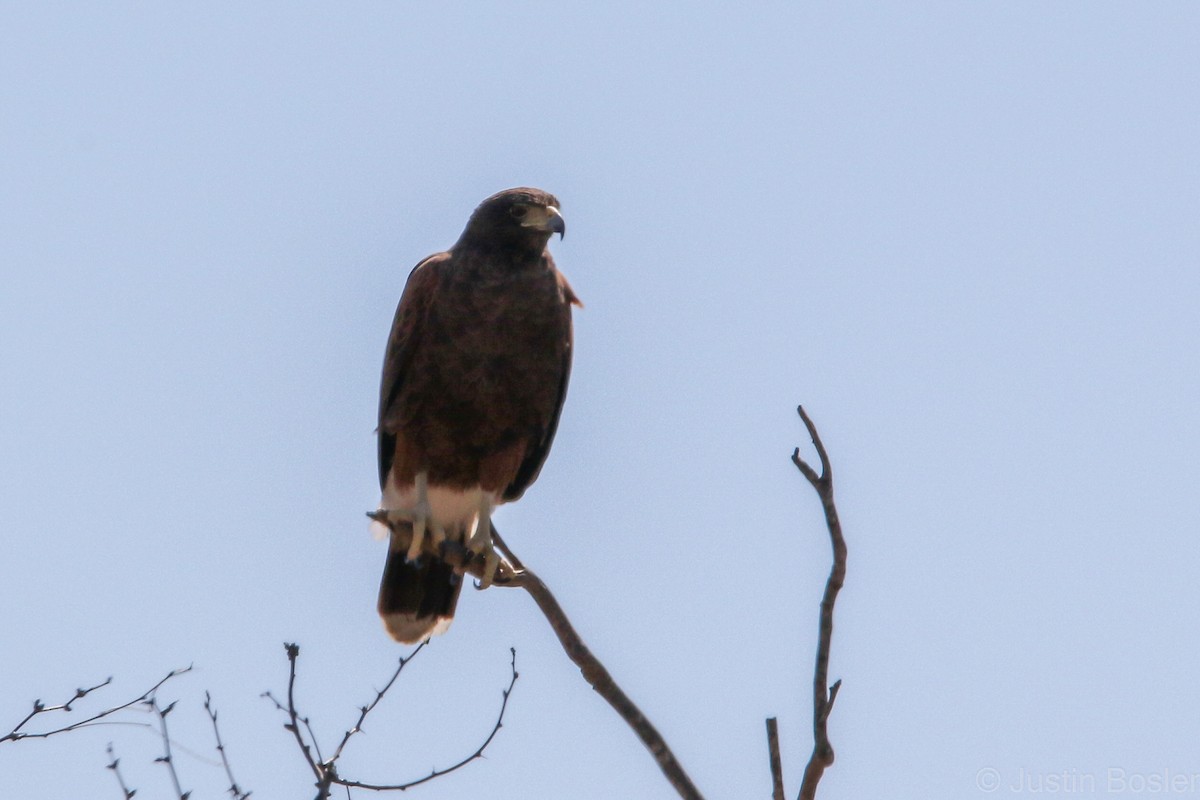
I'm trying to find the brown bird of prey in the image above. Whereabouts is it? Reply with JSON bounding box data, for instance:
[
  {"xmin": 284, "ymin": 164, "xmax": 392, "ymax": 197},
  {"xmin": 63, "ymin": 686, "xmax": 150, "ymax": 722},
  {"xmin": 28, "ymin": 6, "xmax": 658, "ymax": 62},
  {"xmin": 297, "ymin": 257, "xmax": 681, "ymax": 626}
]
[{"xmin": 375, "ymin": 187, "xmax": 579, "ymax": 643}]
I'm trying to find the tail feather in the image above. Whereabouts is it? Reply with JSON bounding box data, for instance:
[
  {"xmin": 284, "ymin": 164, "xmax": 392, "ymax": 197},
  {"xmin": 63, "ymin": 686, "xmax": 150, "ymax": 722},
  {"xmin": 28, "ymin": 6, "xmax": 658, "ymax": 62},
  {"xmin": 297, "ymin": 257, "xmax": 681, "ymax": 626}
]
[{"xmin": 377, "ymin": 529, "xmax": 462, "ymax": 643}]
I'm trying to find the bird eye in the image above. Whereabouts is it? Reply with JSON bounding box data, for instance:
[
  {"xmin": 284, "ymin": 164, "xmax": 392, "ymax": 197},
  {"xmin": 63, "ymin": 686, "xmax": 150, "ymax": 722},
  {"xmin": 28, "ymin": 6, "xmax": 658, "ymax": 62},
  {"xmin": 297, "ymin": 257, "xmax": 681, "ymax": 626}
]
[{"xmin": 509, "ymin": 205, "xmax": 528, "ymax": 220}]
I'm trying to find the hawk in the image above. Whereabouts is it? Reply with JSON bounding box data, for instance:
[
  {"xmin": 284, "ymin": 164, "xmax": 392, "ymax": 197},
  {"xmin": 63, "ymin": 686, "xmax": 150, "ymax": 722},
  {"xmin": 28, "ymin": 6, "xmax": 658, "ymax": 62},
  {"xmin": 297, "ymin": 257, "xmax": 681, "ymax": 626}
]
[{"xmin": 375, "ymin": 187, "xmax": 579, "ymax": 643}]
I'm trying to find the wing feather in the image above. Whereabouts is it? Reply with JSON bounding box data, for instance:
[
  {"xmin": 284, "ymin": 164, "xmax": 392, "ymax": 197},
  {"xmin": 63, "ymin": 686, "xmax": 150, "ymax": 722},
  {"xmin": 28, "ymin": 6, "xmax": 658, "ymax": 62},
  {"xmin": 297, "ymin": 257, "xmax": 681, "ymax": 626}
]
[
  {"xmin": 502, "ymin": 270, "xmax": 580, "ymax": 501},
  {"xmin": 377, "ymin": 253, "xmax": 447, "ymax": 490}
]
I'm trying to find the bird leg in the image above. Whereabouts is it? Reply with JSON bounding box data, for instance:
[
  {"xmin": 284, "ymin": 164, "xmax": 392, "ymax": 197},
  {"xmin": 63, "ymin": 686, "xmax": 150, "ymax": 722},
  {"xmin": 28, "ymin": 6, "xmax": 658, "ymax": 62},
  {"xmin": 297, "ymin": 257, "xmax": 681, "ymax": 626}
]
[
  {"xmin": 467, "ymin": 495, "xmax": 499, "ymax": 589},
  {"xmin": 428, "ymin": 517, "xmax": 447, "ymax": 548},
  {"xmin": 405, "ymin": 470, "xmax": 434, "ymax": 563}
]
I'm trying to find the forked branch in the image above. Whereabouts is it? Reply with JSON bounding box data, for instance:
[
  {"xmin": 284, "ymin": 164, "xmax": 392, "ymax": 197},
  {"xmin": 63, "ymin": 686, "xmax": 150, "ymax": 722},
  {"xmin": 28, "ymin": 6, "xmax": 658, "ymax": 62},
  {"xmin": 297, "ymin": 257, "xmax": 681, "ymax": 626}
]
[
  {"xmin": 264, "ymin": 641, "xmax": 517, "ymax": 799},
  {"xmin": 2, "ymin": 667, "xmax": 191, "ymax": 746},
  {"xmin": 783, "ymin": 405, "xmax": 847, "ymax": 800},
  {"xmin": 148, "ymin": 696, "xmax": 189, "ymax": 800}
]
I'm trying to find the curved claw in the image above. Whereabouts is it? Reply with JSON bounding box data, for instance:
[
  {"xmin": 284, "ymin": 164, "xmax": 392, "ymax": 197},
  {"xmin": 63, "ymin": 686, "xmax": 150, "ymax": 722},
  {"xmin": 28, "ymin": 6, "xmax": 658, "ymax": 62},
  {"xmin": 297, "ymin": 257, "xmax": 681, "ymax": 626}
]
[{"xmin": 467, "ymin": 498, "xmax": 498, "ymax": 589}]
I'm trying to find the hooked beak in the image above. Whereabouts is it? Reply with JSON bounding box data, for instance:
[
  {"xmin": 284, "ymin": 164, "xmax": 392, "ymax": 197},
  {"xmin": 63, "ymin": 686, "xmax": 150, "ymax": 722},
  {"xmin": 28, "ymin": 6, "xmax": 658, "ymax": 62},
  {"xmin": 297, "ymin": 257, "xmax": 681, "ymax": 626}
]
[
  {"xmin": 522, "ymin": 205, "xmax": 566, "ymax": 239},
  {"xmin": 546, "ymin": 206, "xmax": 566, "ymax": 239}
]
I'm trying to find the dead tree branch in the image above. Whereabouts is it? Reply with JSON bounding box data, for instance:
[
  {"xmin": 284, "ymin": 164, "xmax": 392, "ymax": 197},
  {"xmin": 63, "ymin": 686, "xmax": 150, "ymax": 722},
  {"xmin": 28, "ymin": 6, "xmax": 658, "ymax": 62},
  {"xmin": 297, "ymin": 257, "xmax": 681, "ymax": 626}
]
[
  {"xmin": 493, "ymin": 529, "xmax": 704, "ymax": 800},
  {"xmin": 106, "ymin": 742, "xmax": 137, "ymax": 799},
  {"xmin": 785, "ymin": 405, "xmax": 847, "ymax": 800},
  {"xmin": 367, "ymin": 514, "xmax": 706, "ymax": 800},
  {"xmin": 149, "ymin": 697, "xmax": 190, "ymax": 800},
  {"xmin": 3, "ymin": 667, "xmax": 191, "ymax": 746},
  {"xmin": 766, "ymin": 717, "xmax": 784, "ymax": 800},
  {"xmin": 204, "ymin": 691, "xmax": 252, "ymax": 800},
  {"xmin": 326, "ymin": 642, "xmax": 427, "ymax": 767},
  {"xmin": 264, "ymin": 641, "xmax": 516, "ymax": 799}
]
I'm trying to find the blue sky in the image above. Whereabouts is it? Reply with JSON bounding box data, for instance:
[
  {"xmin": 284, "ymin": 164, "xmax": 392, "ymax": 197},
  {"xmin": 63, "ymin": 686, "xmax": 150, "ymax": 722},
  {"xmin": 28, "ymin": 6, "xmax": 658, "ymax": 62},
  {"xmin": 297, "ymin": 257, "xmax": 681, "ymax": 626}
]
[{"xmin": 2, "ymin": 3, "xmax": 1198, "ymax": 798}]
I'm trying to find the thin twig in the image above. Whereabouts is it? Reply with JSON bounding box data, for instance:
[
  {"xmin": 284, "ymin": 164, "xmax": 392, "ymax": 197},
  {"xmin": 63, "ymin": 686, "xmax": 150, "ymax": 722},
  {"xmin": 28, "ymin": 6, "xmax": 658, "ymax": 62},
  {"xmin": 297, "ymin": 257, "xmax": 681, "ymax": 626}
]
[
  {"xmin": 332, "ymin": 647, "xmax": 518, "ymax": 792},
  {"xmin": 790, "ymin": 405, "xmax": 847, "ymax": 800},
  {"xmin": 3, "ymin": 667, "xmax": 192, "ymax": 745},
  {"xmin": 766, "ymin": 718, "xmax": 784, "ymax": 800},
  {"xmin": 2, "ymin": 676, "xmax": 112, "ymax": 743},
  {"xmin": 266, "ymin": 640, "xmax": 515, "ymax": 797},
  {"xmin": 262, "ymin": 644, "xmax": 322, "ymax": 787},
  {"xmin": 368, "ymin": 513, "xmax": 705, "ymax": 800},
  {"xmin": 327, "ymin": 641, "xmax": 426, "ymax": 766},
  {"xmin": 106, "ymin": 742, "xmax": 137, "ymax": 799},
  {"xmin": 204, "ymin": 691, "xmax": 251, "ymax": 800},
  {"xmin": 150, "ymin": 698, "xmax": 189, "ymax": 800}
]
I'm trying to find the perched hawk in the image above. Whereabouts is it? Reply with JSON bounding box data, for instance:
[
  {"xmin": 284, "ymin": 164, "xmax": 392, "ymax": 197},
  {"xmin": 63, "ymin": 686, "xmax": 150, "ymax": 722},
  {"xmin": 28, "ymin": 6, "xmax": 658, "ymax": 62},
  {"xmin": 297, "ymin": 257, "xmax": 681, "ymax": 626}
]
[{"xmin": 376, "ymin": 187, "xmax": 579, "ymax": 643}]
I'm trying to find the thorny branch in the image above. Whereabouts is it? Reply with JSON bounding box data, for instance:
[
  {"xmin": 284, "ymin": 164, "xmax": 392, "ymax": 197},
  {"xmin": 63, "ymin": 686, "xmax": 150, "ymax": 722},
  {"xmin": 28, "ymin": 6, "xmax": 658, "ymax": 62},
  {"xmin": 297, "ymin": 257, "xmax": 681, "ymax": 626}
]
[
  {"xmin": 264, "ymin": 641, "xmax": 517, "ymax": 800},
  {"xmin": 106, "ymin": 743, "xmax": 137, "ymax": 800},
  {"xmin": 150, "ymin": 697, "xmax": 189, "ymax": 800},
  {"xmin": 2, "ymin": 667, "xmax": 191, "ymax": 745},
  {"xmin": 204, "ymin": 691, "xmax": 252, "ymax": 800},
  {"xmin": 368, "ymin": 514, "xmax": 706, "ymax": 800},
  {"xmin": 328, "ymin": 641, "xmax": 426, "ymax": 767}
]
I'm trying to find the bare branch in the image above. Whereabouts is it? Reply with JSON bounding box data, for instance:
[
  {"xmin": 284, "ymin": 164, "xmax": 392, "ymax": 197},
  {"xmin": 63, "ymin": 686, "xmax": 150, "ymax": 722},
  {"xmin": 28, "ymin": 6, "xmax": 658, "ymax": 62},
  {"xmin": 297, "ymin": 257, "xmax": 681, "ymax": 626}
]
[
  {"xmin": 204, "ymin": 692, "xmax": 251, "ymax": 800},
  {"xmin": 266, "ymin": 640, "xmax": 515, "ymax": 798},
  {"xmin": 367, "ymin": 513, "xmax": 705, "ymax": 800},
  {"xmin": 766, "ymin": 718, "xmax": 784, "ymax": 800},
  {"xmin": 327, "ymin": 641, "xmax": 425, "ymax": 766},
  {"xmin": 501, "ymin": 559, "xmax": 703, "ymax": 800},
  {"xmin": 332, "ymin": 647, "xmax": 518, "ymax": 793},
  {"xmin": 790, "ymin": 405, "xmax": 847, "ymax": 800},
  {"xmin": 261, "ymin": 643, "xmax": 322, "ymax": 790},
  {"xmin": 149, "ymin": 697, "xmax": 190, "ymax": 800},
  {"xmin": 106, "ymin": 742, "xmax": 137, "ymax": 799},
  {"xmin": 3, "ymin": 667, "xmax": 191, "ymax": 745}
]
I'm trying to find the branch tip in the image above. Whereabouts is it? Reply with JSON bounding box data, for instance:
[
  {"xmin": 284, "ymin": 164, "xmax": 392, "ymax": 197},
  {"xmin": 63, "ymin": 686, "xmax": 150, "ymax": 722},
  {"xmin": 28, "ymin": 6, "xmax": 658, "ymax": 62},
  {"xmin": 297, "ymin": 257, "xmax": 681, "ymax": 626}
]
[
  {"xmin": 766, "ymin": 717, "xmax": 784, "ymax": 800},
  {"xmin": 788, "ymin": 406, "xmax": 848, "ymax": 800}
]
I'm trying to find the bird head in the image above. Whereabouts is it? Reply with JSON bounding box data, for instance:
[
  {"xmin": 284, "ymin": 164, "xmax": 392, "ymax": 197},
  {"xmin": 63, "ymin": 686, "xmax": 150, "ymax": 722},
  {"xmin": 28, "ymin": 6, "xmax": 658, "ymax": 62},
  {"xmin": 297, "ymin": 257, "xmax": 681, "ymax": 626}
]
[{"xmin": 456, "ymin": 187, "xmax": 565, "ymax": 258}]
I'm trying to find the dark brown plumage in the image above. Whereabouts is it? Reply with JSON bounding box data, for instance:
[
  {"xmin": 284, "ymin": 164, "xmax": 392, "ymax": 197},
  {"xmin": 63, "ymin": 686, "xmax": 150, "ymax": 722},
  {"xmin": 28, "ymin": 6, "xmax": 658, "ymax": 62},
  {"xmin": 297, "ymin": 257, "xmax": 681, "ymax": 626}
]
[{"xmin": 376, "ymin": 187, "xmax": 579, "ymax": 643}]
